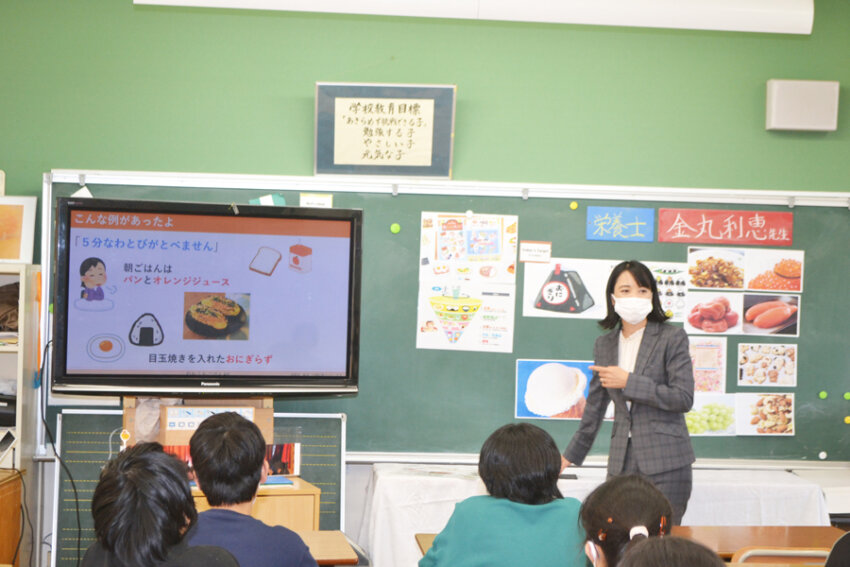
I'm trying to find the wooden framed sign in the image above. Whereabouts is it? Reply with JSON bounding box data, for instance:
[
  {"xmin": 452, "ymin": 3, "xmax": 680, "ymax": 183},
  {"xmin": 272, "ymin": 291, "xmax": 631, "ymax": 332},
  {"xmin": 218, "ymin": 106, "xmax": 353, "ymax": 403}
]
[{"xmin": 315, "ymin": 82, "xmax": 456, "ymax": 177}]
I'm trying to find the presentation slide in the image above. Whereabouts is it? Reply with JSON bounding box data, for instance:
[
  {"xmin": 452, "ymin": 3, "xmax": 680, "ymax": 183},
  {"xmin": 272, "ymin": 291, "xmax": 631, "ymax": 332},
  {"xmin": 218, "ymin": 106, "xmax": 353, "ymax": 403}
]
[{"xmin": 65, "ymin": 210, "xmax": 351, "ymax": 376}]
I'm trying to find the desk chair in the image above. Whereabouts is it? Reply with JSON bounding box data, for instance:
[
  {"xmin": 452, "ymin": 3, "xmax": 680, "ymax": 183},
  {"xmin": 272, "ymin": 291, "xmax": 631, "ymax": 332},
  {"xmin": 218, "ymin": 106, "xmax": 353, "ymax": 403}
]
[
  {"xmin": 731, "ymin": 546, "xmax": 831, "ymax": 564},
  {"xmin": 825, "ymin": 531, "xmax": 850, "ymax": 567}
]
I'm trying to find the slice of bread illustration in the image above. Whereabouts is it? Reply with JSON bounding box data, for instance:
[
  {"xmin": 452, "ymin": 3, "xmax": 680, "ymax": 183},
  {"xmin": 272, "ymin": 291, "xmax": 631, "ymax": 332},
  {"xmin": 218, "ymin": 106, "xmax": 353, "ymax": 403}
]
[{"xmin": 250, "ymin": 246, "xmax": 282, "ymax": 276}]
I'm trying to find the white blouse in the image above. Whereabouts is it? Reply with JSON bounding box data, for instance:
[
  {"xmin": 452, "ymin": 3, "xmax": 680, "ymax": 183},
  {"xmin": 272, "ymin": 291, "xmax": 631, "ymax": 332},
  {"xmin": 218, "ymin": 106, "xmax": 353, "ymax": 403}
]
[{"xmin": 618, "ymin": 326, "xmax": 646, "ymax": 416}]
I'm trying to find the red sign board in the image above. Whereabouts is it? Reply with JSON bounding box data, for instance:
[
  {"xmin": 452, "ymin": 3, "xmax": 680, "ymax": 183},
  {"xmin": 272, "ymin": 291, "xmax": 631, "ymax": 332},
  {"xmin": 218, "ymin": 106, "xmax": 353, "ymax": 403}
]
[{"xmin": 658, "ymin": 208, "xmax": 793, "ymax": 246}]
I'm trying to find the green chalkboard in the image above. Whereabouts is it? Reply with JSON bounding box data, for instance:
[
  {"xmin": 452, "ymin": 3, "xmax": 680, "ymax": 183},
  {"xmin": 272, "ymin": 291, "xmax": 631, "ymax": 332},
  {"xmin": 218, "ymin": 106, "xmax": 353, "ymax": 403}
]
[
  {"xmin": 54, "ymin": 410, "xmax": 345, "ymax": 567},
  {"xmin": 45, "ymin": 180, "xmax": 850, "ymax": 463}
]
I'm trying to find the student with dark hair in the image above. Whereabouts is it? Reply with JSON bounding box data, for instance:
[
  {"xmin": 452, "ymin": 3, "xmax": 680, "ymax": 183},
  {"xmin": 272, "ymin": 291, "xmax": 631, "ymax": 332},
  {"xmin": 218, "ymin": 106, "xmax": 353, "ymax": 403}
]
[
  {"xmin": 82, "ymin": 442, "xmax": 238, "ymax": 567},
  {"xmin": 187, "ymin": 412, "xmax": 318, "ymax": 567},
  {"xmin": 619, "ymin": 536, "xmax": 724, "ymax": 567},
  {"xmin": 563, "ymin": 260, "xmax": 695, "ymax": 524},
  {"xmin": 419, "ymin": 423, "xmax": 586, "ymax": 567},
  {"xmin": 826, "ymin": 531, "xmax": 850, "ymax": 567},
  {"xmin": 580, "ymin": 475, "xmax": 672, "ymax": 567}
]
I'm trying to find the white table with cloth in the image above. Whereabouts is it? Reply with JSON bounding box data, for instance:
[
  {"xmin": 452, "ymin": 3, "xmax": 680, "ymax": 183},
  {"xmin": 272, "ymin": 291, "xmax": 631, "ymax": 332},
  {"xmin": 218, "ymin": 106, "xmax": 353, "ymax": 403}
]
[{"xmin": 356, "ymin": 463, "xmax": 830, "ymax": 567}]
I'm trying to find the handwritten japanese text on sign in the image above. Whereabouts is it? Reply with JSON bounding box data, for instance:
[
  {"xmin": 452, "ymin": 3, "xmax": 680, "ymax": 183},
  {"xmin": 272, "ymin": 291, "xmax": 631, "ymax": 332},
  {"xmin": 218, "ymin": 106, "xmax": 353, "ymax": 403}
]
[
  {"xmin": 658, "ymin": 209, "xmax": 793, "ymax": 246},
  {"xmin": 586, "ymin": 206, "xmax": 655, "ymax": 242},
  {"xmin": 334, "ymin": 97, "xmax": 434, "ymax": 166}
]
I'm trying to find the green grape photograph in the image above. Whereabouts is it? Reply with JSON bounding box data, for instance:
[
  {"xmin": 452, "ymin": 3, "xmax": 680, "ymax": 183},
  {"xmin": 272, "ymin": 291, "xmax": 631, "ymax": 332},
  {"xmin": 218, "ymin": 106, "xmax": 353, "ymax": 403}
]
[{"xmin": 686, "ymin": 395, "xmax": 736, "ymax": 436}]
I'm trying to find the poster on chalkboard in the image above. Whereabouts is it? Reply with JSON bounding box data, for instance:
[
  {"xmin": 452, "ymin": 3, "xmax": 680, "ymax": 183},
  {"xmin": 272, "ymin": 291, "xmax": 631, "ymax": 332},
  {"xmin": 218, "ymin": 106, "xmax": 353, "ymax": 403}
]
[
  {"xmin": 515, "ymin": 359, "xmax": 592, "ymax": 420},
  {"xmin": 416, "ymin": 211, "xmax": 518, "ymax": 352},
  {"xmin": 315, "ymin": 82, "xmax": 456, "ymax": 176},
  {"xmin": 686, "ymin": 246, "xmax": 804, "ymax": 292}
]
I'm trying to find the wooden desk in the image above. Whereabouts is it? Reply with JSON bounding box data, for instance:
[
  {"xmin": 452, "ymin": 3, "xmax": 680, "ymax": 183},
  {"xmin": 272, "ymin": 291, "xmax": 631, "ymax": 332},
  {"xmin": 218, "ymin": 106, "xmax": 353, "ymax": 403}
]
[
  {"xmin": 0, "ymin": 470, "xmax": 22, "ymax": 567},
  {"xmin": 418, "ymin": 528, "xmax": 846, "ymax": 560},
  {"xmin": 192, "ymin": 477, "xmax": 321, "ymax": 530},
  {"xmin": 728, "ymin": 564, "xmax": 824, "ymax": 567},
  {"xmin": 295, "ymin": 531, "xmax": 358, "ymax": 565},
  {"xmin": 416, "ymin": 533, "xmax": 435, "ymax": 556},
  {"xmin": 672, "ymin": 526, "xmax": 845, "ymax": 559}
]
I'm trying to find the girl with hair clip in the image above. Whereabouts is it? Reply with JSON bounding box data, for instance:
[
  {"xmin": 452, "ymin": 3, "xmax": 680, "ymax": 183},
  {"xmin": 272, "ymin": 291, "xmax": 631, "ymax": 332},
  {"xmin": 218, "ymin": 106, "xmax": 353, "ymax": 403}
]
[
  {"xmin": 563, "ymin": 260, "xmax": 695, "ymax": 524},
  {"xmin": 419, "ymin": 423, "xmax": 587, "ymax": 567},
  {"xmin": 580, "ymin": 475, "xmax": 673, "ymax": 567},
  {"xmin": 618, "ymin": 536, "xmax": 724, "ymax": 567}
]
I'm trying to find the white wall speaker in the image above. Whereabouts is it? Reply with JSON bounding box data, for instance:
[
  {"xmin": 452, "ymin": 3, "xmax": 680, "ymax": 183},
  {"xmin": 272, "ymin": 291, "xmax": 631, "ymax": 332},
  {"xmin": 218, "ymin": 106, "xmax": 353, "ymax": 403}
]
[{"xmin": 766, "ymin": 79, "xmax": 840, "ymax": 131}]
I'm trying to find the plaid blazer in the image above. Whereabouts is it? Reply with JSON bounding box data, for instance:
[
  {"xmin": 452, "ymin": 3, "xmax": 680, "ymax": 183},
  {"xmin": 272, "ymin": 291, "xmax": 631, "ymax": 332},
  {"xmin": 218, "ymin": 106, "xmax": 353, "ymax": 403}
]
[{"xmin": 564, "ymin": 321, "xmax": 695, "ymax": 476}]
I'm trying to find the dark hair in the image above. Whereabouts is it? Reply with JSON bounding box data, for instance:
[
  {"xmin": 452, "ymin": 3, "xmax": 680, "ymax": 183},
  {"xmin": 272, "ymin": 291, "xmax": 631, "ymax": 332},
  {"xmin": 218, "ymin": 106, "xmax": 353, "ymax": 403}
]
[
  {"xmin": 189, "ymin": 411, "xmax": 266, "ymax": 506},
  {"xmin": 478, "ymin": 423, "xmax": 563, "ymax": 505},
  {"xmin": 580, "ymin": 475, "xmax": 673, "ymax": 567},
  {"xmin": 91, "ymin": 442, "xmax": 197, "ymax": 567},
  {"xmin": 619, "ymin": 536, "xmax": 724, "ymax": 567},
  {"xmin": 599, "ymin": 260, "xmax": 669, "ymax": 330},
  {"xmin": 79, "ymin": 257, "xmax": 105, "ymax": 281}
]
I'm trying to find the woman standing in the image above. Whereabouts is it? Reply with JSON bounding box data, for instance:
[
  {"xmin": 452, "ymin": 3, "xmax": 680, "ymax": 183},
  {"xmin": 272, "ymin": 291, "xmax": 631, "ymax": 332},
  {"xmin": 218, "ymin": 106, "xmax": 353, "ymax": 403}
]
[{"xmin": 562, "ymin": 260, "xmax": 695, "ymax": 524}]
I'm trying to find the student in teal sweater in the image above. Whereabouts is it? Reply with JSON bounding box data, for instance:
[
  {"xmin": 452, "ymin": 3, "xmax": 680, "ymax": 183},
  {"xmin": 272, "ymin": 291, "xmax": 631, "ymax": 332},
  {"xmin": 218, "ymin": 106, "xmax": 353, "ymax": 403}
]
[{"xmin": 419, "ymin": 423, "xmax": 588, "ymax": 567}]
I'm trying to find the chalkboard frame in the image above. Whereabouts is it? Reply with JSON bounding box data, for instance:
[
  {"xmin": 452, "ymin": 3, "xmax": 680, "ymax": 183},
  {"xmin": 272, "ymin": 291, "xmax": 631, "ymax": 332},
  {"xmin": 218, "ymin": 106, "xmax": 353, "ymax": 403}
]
[{"xmin": 51, "ymin": 409, "xmax": 346, "ymax": 567}]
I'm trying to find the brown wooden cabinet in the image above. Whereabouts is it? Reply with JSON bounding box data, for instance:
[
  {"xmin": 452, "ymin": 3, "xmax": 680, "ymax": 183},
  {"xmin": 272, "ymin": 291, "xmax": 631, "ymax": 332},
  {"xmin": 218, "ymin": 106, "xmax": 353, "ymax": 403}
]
[
  {"xmin": 191, "ymin": 477, "xmax": 321, "ymax": 530},
  {"xmin": 0, "ymin": 470, "xmax": 22, "ymax": 567}
]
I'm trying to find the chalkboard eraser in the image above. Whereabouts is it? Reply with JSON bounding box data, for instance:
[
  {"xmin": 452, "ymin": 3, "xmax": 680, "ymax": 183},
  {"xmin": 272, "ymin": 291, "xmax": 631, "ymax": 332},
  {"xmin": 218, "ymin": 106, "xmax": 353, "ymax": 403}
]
[{"xmin": 559, "ymin": 473, "xmax": 578, "ymax": 480}]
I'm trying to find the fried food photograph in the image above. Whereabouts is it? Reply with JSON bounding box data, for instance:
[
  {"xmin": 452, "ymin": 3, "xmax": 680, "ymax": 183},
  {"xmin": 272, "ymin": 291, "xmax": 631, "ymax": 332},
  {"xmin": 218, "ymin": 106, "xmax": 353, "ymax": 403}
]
[
  {"xmin": 689, "ymin": 256, "xmax": 744, "ymax": 288},
  {"xmin": 184, "ymin": 294, "xmax": 247, "ymax": 338}
]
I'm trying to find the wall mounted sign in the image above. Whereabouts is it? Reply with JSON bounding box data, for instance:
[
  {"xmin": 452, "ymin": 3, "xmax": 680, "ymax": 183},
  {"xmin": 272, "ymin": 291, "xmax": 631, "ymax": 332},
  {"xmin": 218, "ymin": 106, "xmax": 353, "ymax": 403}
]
[
  {"xmin": 658, "ymin": 208, "xmax": 793, "ymax": 246},
  {"xmin": 586, "ymin": 205, "xmax": 655, "ymax": 242},
  {"xmin": 315, "ymin": 82, "xmax": 456, "ymax": 177}
]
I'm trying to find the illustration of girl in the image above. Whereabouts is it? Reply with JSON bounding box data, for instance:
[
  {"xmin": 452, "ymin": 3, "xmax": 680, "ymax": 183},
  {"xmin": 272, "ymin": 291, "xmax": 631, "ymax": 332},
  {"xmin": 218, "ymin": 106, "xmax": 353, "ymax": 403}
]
[{"xmin": 80, "ymin": 257, "xmax": 107, "ymax": 301}]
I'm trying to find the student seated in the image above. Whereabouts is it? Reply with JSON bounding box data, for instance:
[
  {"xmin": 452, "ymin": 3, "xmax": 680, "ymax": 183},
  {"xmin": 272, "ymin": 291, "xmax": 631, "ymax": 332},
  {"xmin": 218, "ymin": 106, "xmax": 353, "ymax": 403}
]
[
  {"xmin": 580, "ymin": 475, "xmax": 672, "ymax": 567},
  {"xmin": 419, "ymin": 423, "xmax": 587, "ymax": 567},
  {"xmin": 186, "ymin": 412, "xmax": 318, "ymax": 567},
  {"xmin": 826, "ymin": 530, "xmax": 850, "ymax": 567},
  {"xmin": 82, "ymin": 442, "xmax": 238, "ymax": 567},
  {"xmin": 619, "ymin": 535, "xmax": 724, "ymax": 567}
]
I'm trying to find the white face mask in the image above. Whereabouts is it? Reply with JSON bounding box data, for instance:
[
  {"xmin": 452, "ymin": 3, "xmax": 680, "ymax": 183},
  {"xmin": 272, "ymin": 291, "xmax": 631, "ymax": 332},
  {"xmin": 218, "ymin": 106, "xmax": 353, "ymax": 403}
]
[{"xmin": 612, "ymin": 296, "xmax": 653, "ymax": 325}]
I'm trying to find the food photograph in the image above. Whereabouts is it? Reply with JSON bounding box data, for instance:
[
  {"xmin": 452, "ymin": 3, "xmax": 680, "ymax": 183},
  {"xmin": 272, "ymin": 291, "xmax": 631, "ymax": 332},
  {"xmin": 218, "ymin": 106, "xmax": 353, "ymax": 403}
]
[
  {"xmin": 515, "ymin": 359, "xmax": 591, "ymax": 419},
  {"xmin": 737, "ymin": 342, "xmax": 797, "ymax": 387},
  {"xmin": 684, "ymin": 291, "xmax": 743, "ymax": 335},
  {"xmin": 745, "ymin": 250, "xmax": 804, "ymax": 293},
  {"xmin": 688, "ymin": 247, "xmax": 745, "ymax": 289},
  {"xmin": 742, "ymin": 294, "xmax": 799, "ymax": 337},
  {"xmin": 735, "ymin": 393, "xmax": 795, "ymax": 435},
  {"xmin": 183, "ymin": 292, "xmax": 250, "ymax": 340},
  {"xmin": 685, "ymin": 393, "xmax": 736, "ymax": 436}
]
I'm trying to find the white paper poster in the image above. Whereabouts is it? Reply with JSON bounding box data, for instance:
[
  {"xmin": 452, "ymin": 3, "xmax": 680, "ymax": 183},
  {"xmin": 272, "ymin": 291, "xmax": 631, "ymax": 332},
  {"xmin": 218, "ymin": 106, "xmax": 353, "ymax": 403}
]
[
  {"xmin": 688, "ymin": 336, "xmax": 727, "ymax": 393},
  {"xmin": 685, "ymin": 292, "xmax": 800, "ymax": 337},
  {"xmin": 416, "ymin": 212, "xmax": 518, "ymax": 352},
  {"xmin": 737, "ymin": 343, "xmax": 797, "ymax": 387},
  {"xmin": 523, "ymin": 259, "xmax": 687, "ymax": 322},
  {"xmin": 687, "ymin": 246, "xmax": 804, "ymax": 293},
  {"xmin": 522, "ymin": 258, "xmax": 614, "ymax": 320},
  {"xmin": 644, "ymin": 261, "xmax": 688, "ymax": 322}
]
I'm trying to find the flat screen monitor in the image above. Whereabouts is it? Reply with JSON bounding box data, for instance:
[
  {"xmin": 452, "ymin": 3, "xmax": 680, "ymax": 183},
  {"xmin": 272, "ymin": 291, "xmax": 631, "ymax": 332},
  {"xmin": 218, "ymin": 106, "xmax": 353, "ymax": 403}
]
[{"xmin": 51, "ymin": 197, "xmax": 362, "ymax": 395}]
